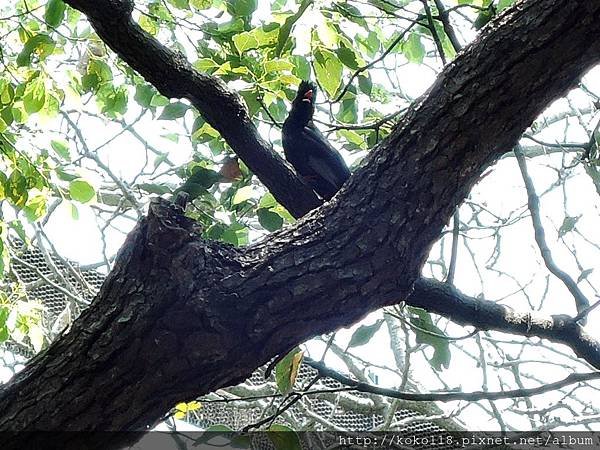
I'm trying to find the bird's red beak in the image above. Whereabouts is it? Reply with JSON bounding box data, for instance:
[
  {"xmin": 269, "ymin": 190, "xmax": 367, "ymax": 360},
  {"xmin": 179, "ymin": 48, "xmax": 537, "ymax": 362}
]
[{"xmin": 302, "ymin": 89, "xmax": 313, "ymax": 103}]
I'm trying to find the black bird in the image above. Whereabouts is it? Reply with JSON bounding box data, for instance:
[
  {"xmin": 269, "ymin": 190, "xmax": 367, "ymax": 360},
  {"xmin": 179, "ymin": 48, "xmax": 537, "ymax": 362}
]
[{"xmin": 282, "ymin": 81, "xmax": 350, "ymax": 200}]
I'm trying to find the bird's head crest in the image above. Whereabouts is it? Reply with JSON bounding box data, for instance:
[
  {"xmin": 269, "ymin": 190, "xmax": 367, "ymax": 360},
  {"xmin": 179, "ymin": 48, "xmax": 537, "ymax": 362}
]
[
  {"xmin": 285, "ymin": 81, "xmax": 317, "ymax": 127},
  {"xmin": 297, "ymin": 80, "xmax": 317, "ymax": 105}
]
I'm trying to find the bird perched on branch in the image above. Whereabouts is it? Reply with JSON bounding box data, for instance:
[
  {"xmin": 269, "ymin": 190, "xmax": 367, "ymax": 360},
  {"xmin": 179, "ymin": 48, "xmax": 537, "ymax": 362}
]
[{"xmin": 282, "ymin": 81, "xmax": 350, "ymax": 201}]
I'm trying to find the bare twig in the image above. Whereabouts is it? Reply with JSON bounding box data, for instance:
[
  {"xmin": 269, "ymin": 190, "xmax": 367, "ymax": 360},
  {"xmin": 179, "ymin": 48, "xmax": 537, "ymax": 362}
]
[{"xmin": 514, "ymin": 145, "xmax": 591, "ymax": 317}]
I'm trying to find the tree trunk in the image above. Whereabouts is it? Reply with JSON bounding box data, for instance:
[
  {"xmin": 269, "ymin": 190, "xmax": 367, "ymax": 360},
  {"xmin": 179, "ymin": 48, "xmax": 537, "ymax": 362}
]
[{"xmin": 2, "ymin": 1, "xmax": 600, "ymax": 449}]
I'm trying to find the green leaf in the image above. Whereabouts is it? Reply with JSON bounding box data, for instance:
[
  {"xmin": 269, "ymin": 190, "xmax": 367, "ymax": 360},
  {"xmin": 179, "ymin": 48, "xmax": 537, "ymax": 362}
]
[
  {"xmin": 221, "ymin": 222, "xmax": 248, "ymax": 246},
  {"xmin": 192, "ymin": 122, "xmax": 220, "ymax": 143},
  {"xmin": 257, "ymin": 208, "xmax": 283, "ymax": 232},
  {"xmin": 0, "ymin": 305, "xmax": 8, "ymax": 328},
  {"xmin": 134, "ymin": 84, "xmax": 155, "ymax": 108},
  {"xmin": 232, "ymin": 185, "xmax": 254, "ymax": 205},
  {"xmin": 70, "ymin": 202, "xmax": 79, "ymax": 220},
  {"xmin": 233, "ymin": 32, "xmax": 259, "ymax": 53},
  {"xmin": 97, "ymin": 85, "xmax": 128, "ymax": 116},
  {"xmin": 358, "ymin": 74, "xmax": 372, "ymax": 95},
  {"xmin": 190, "ymin": 115, "xmax": 206, "ymax": 138},
  {"xmin": 69, "ymin": 179, "xmax": 95, "ymax": 203},
  {"xmin": 193, "ymin": 424, "xmax": 232, "ymax": 445},
  {"xmin": 0, "ymin": 325, "xmax": 8, "ymax": 343},
  {"xmin": 0, "ymin": 306, "xmax": 9, "ymax": 342},
  {"xmin": 259, "ymin": 192, "xmax": 277, "ymax": 209},
  {"xmin": 55, "ymin": 168, "xmax": 79, "ymax": 182},
  {"xmin": 139, "ymin": 15, "xmax": 158, "ymax": 35},
  {"xmin": 150, "ymin": 94, "xmax": 170, "ymax": 107},
  {"xmin": 39, "ymin": 93, "xmax": 59, "ymax": 120},
  {"xmin": 254, "ymin": 23, "xmax": 280, "ymax": 46},
  {"xmin": 497, "ymin": 0, "xmax": 515, "ymax": 10},
  {"xmin": 291, "ymin": 55, "xmax": 311, "ymax": 80},
  {"xmin": 337, "ymin": 129, "xmax": 365, "ymax": 150},
  {"xmin": 44, "ymin": 0, "xmax": 67, "ymax": 27},
  {"xmin": 347, "ymin": 319, "xmax": 383, "ymax": 348},
  {"xmin": 167, "ymin": 0, "xmax": 189, "ymax": 9},
  {"xmin": 6, "ymin": 170, "xmax": 29, "ymax": 207},
  {"xmin": 153, "ymin": 153, "xmax": 170, "ymax": 169},
  {"xmin": 81, "ymin": 73, "xmax": 100, "ymax": 92},
  {"xmin": 17, "ymin": 34, "xmax": 56, "ymax": 67},
  {"xmin": 274, "ymin": 347, "xmax": 303, "ymax": 394},
  {"xmin": 239, "ymin": 90, "xmax": 260, "ymax": 116},
  {"xmin": 267, "ymin": 424, "xmax": 302, "ymax": 450},
  {"xmin": 314, "ymin": 48, "xmax": 342, "ymax": 97},
  {"xmin": 474, "ymin": 6, "xmax": 496, "ymax": 30},
  {"xmin": 316, "ymin": 22, "xmax": 338, "ymax": 48},
  {"xmin": 206, "ymin": 223, "xmax": 226, "ymax": 241},
  {"xmin": 178, "ymin": 183, "xmax": 208, "ymax": 201},
  {"xmin": 336, "ymin": 47, "xmax": 360, "ymax": 70},
  {"xmin": 337, "ymin": 97, "xmax": 357, "ymax": 123},
  {"xmin": 138, "ymin": 183, "xmax": 171, "ymax": 195},
  {"xmin": 335, "ymin": 2, "xmax": 367, "ymax": 27},
  {"xmin": 162, "ymin": 134, "xmax": 178, "ymax": 144},
  {"xmin": 356, "ymin": 31, "xmax": 380, "ymax": 58},
  {"xmin": 0, "ymin": 237, "xmax": 6, "ymax": 277},
  {"xmin": 23, "ymin": 195, "xmax": 47, "ymax": 222},
  {"xmin": 264, "ymin": 59, "xmax": 294, "ymax": 73},
  {"xmin": 226, "ymin": 0, "xmax": 257, "ymax": 17},
  {"xmin": 23, "ymin": 77, "xmax": 46, "ymax": 114},
  {"xmin": 214, "ymin": 61, "xmax": 250, "ymax": 76},
  {"xmin": 408, "ymin": 307, "xmax": 451, "ymax": 371},
  {"xmin": 50, "ymin": 139, "xmax": 70, "ymax": 160},
  {"xmin": 191, "ymin": 0, "xmax": 213, "ymax": 9},
  {"xmin": 186, "ymin": 166, "xmax": 221, "ymax": 189},
  {"xmin": 274, "ymin": 0, "xmax": 312, "ymax": 56},
  {"xmin": 403, "ymin": 33, "xmax": 425, "ymax": 64},
  {"xmin": 558, "ymin": 215, "xmax": 579, "ymax": 238},
  {"xmin": 158, "ymin": 102, "xmax": 189, "ymax": 120},
  {"xmin": 87, "ymin": 58, "xmax": 113, "ymax": 83},
  {"xmin": 8, "ymin": 220, "xmax": 28, "ymax": 244},
  {"xmin": 214, "ymin": 18, "xmax": 245, "ymax": 35},
  {"xmin": 194, "ymin": 58, "xmax": 218, "ymax": 72}
]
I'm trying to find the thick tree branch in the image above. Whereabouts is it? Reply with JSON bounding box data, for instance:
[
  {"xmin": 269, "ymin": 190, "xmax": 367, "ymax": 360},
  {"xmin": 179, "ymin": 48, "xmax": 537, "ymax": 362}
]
[
  {"xmin": 408, "ymin": 279, "xmax": 600, "ymax": 370},
  {"xmin": 62, "ymin": 0, "xmax": 321, "ymax": 218}
]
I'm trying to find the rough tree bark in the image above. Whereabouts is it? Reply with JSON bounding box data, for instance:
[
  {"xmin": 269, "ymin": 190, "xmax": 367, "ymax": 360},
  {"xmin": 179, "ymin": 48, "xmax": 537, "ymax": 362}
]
[{"xmin": 1, "ymin": 1, "xmax": 600, "ymax": 449}]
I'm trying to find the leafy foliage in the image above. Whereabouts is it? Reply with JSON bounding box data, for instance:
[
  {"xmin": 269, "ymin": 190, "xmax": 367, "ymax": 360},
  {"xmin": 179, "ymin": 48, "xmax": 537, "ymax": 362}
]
[
  {"xmin": 275, "ymin": 347, "xmax": 303, "ymax": 394},
  {"xmin": 407, "ymin": 307, "xmax": 451, "ymax": 371}
]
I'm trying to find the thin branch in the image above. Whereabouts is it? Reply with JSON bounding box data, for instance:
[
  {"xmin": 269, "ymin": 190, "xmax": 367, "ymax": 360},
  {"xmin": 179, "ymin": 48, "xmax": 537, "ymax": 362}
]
[
  {"xmin": 514, "ymin": 145, "xmax": 591, "ymax": 317},
  {"xmin": 446, "ymin": 209, "xmax": 460, "ymax": 284},
  {"xmin": 433, "ymin": 0, "xmax": 462, "ymax": 52},
  {"xmin": 421, "ymin": 0, "xmax": 447, "ymax": 65},
  {"xmin": 305, "ymin": 357, "xmax": 600, "ymax": 403}
]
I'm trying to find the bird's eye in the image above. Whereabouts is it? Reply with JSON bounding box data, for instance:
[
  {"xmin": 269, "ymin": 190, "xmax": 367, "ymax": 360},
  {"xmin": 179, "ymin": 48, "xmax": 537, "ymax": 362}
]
[{"xmin": 303, "ymin": 90, "xmax": 313, "ymax": 101}]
